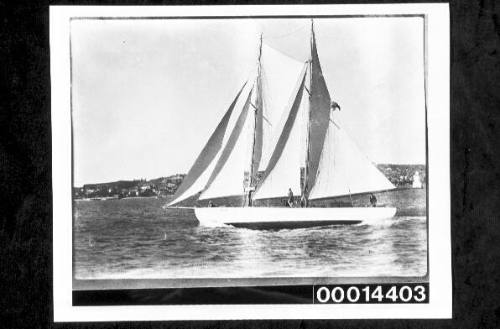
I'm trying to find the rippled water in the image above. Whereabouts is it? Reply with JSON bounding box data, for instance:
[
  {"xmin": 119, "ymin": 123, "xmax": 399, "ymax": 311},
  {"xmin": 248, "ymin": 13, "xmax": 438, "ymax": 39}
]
[{"xmin": 74, "ymin": 197, "xmax": 427, "ymax": 279}]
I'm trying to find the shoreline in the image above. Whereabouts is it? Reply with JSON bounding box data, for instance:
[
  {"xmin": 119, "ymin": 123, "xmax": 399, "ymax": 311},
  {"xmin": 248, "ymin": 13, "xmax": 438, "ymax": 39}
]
[{"xmin": 75, "ymin": 195, "xmax": 168, "ymax": 201}]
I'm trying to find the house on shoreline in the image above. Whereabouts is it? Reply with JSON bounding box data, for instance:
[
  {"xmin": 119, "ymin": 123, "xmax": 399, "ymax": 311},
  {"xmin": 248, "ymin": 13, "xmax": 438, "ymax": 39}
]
[{"xmin": 74, "ymin": 174, "xmax": 186, "ymax": 199}]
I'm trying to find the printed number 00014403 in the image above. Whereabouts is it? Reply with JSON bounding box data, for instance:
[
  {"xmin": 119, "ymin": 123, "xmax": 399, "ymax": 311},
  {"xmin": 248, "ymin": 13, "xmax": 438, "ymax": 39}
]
[{"xmin": 314, "ymin": 285, "xmax": 427, "ymax": 304}]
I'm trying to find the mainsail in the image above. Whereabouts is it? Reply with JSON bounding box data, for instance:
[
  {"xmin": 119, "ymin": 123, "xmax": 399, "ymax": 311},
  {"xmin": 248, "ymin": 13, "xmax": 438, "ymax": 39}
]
[{"xmin": 305, "ymin": 23, "xmax": 332, "ymax": 196}]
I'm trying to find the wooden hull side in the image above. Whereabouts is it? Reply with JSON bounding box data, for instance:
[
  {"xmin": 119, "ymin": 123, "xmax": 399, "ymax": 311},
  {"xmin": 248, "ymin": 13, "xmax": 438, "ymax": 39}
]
[
  {"xmin": 194, "ymin": 207, "xmax": 397, "ymax": 228},
  {"xmin": 252, "ymin": 187, "xmax": 426, "ymax": 216},
  {"xmin": 169, "ymin": 188, "xmax": 425, "ymax": 217}
]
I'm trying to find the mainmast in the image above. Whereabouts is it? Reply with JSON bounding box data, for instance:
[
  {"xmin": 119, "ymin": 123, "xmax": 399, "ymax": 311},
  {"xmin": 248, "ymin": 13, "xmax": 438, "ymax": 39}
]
[
  {"xmin": 301, "ymin": 20, "xmax": 315, "ymax": 207},
  {"xmin": 304, "ymin": 18, "xmax": 333, "ymax": 205}
]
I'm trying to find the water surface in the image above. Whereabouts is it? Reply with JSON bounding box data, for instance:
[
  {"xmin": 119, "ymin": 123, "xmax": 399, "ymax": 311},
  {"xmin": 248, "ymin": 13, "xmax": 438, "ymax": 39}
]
[{"xmin": 74, "ymin": 197, "xmax": 427, "ymax": 279}]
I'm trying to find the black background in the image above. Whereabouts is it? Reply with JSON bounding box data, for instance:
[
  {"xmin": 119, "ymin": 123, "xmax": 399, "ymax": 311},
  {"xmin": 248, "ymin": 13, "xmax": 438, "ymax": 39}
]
[{"xmin": 0, "ymin": 0, "xmax": 498, "ymax": 328}]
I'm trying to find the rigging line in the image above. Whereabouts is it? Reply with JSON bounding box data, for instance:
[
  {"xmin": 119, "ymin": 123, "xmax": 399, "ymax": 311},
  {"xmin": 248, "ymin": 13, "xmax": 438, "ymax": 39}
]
[
  {"xmin": 334, "ymin": 116, "xmax": 382, "ymax": 168},
  {"xmin": 263, "ymin": 115, "xmax": 272, "ymax": 127},
  {"xmin": 329, "ymin": 118, "xmax": 341, "ymax": 130},
  {"xmin": 304, "ymin": 85, "xmax": 312, "ymax": 96}
]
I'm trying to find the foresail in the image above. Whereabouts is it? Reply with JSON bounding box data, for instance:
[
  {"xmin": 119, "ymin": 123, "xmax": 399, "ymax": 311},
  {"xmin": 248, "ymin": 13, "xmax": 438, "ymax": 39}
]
[
  {"xmin": 258, "ymin": 44, "xmax": 307, "ymax": 172},
  {"xmin": 308, "ymin": 111, "xmax": 395, "ymax": 200},
  {"xmin": 253, "ymin": 65, "xmax": 308, "ymax": 200},
  {"xmin": 167, "ymin": 82, "xmax": 247, "ymax": 207}
]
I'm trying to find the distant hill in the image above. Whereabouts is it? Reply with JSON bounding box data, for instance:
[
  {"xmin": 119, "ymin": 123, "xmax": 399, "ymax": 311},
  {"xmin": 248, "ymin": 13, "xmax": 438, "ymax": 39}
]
[
  {"xmin": 74, "ymin": 164, "xmax": 426, "ymax": 199},
  {"xmin": 74, "ymin": 174, "xmax": 186, "ymax": 199}
]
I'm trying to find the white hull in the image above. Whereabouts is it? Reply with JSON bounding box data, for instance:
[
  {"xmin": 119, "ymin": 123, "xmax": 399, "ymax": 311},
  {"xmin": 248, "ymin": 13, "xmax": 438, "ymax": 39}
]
[{"xmin": 194, "ymin": 207, "xmax": 397, "ymax": 229}]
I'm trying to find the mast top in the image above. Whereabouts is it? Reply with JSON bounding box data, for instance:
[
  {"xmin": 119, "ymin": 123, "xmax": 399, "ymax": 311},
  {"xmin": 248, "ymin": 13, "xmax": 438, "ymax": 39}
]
[
  {"xmin": 310, "ymin": 19, "xmax": 316, "ymax": 61},
  {"xmin": 258, "ymin": 32, "xmax": 263, "ymax": 62}
]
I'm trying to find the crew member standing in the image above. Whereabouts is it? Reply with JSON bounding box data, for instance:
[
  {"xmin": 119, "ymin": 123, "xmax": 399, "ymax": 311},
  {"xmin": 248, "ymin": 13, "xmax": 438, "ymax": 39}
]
[{"xmin": 369, "ymin": 193, "xmax": 377, "ymax": 207}]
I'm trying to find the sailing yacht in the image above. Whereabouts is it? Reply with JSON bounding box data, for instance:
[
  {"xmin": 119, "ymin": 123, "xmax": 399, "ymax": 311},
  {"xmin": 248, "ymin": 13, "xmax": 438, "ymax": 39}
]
[{"xmin": 167, "ymin": 22, "xmax": 397, "ymax": 228}]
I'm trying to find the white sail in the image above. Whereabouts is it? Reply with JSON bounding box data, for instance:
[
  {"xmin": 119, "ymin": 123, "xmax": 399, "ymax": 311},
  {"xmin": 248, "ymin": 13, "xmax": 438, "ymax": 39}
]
[
  {"xmin": 166, "ymin": 149, "xmax": 220, "ymax": 206},
  {"xmin": 197, "ymin": 44, "xmax": 306, "ymax": 201},
  {"xmin": 258, "ymin": 44, "xmax": 306, "ymax": 171},
  {"xmin": 167, "ymin": 81, "xmax": 252, "ymax": 206},
  {"xmin": 308, "ymin": 110, "xmax": 395, "ymax": 200},
  {"xmin": 199, "ymin": 89, "xmax": 254, "ymax": 200},
  {"xmin": 170, "ymin": 25, "xmax": 395, "ymax": 208},
  {"xmin": 249, "ymin": 71, "xmax": 263, "ymax": 187},
  {"xmin": 306, "ymin": 27, "xmax": 332, "ymax": 193},
  {"xmin": 253, "ymin": 65, "xmax": 308, "ymax": 200},
  {"xmin": 169, "ymin": 24, "xmax": 398, "ymax": 228}
]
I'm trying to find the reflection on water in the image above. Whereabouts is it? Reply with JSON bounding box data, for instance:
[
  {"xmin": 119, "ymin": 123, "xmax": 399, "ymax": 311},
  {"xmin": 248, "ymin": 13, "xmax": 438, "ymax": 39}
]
[{"xmin": 74, "ymin": 198, "xmax": 427, "ymax": 279}]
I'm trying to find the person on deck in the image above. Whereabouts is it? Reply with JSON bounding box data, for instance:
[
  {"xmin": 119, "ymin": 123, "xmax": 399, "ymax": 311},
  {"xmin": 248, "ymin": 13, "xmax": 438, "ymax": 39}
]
[
  {"xmin": 287, "ymin": 188, "xmax": 294, "ymax": 208},
  {"xmin": 369, "ymin": 193, "xmax": 377, "ymax": 207}
]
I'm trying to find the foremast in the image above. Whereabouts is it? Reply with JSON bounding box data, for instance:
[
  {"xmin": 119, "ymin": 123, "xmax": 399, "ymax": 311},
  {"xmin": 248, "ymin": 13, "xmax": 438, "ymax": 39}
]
[{"xmin": 245, "ymin": 33, "xmax": 264, "ymax": 206}]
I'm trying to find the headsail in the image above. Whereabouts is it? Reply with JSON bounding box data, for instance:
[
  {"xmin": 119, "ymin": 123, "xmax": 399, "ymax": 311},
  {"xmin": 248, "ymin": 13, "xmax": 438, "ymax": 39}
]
[
  {"xmin": 308, "ymin": 110, "xmax": 395, "ymax": 200},
  {"xmin": 167, "ymin": 82, "xmax": 248, "ymax": 206},
  {"xmin": 198, "ymin": 87, "xmax": 254, "ymax": 200}
]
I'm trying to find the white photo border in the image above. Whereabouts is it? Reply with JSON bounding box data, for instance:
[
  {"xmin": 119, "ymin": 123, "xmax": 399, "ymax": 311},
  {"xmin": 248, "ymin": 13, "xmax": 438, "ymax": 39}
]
[{"xmin": 51, "ymin": 4, "xmax": 450, "ymax": 321}]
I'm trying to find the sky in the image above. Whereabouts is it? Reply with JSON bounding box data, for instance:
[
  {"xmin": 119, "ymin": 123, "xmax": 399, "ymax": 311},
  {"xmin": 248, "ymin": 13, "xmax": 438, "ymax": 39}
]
[{"xmin": 71, "ymin": 17, "xmax": 426, "ymax": 186}]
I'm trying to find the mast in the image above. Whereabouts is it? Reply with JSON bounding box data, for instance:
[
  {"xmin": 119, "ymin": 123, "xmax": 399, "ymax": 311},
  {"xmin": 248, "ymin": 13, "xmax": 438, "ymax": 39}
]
[
  {"xmin": 200, "ymin": 35, "xmax": 306, "ymax": 203},
  {"xmin": 305, "ymin": 18, "xmax": 332, "ymax": 201},
  {"xmin": 252, "ymin": 22, "xmax": 395, "ymax": 202},
  {"xmin": 301, "ymin": 19, "xmax": 315, "ymax": 207},
  {"xmin": 245, "ymin": 33, "xmax": 264, "ymax": 206}
]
